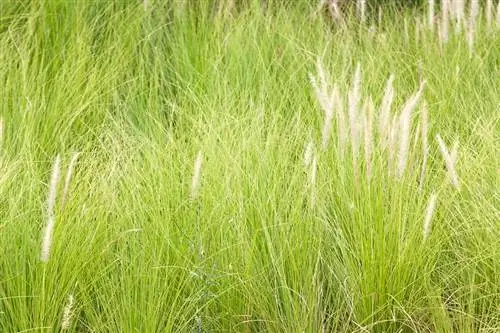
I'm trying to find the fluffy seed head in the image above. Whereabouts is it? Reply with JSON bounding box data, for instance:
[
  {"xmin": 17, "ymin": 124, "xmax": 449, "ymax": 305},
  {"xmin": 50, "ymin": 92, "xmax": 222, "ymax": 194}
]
[
  {"xmin": 388, "ymin": 114, "xmax": 399, "ymax": 174},
  {"xmin": 363, "ymin": 98, "xmax": 374, "ymax": 180},
  {"xmin": 397, "ymin": 82, "xmax": 425, "ymax": 178},
  {"xmin": 436, "ymin": 134, "xmax": 460, "ymax": 189},
  {"xmin": 47, "ymin": 155, "xmax": 61, "ymax": 218},
  {"xmin": 467, "ymin": 0, "xmax": 479, "ymax": 57},
  {"xmin": 310, "ymin": 59, "xmax": 335, "ymax": 116},
  {"xmin": 336, "ymin": 92, "xmax": 347, "ymax": 158},
  {"xmin": 379, "ymin": 74, "xmax": 396, "ymax": 150},
  {"xmin": 423, "ymin": 193, "xmax": 438, "ymax": 241},
  {"xmin": 428, "ymin": 0, "xmax": 435, "ymax": 30},
  {"xmin": 358, "ymin": 0, "xmax": 366, "ymax": 23},
  {"xmin": 61, "ymin": 294, "xmax": 74, "ymax": 330},
  {"xmin": 441, "ymin": 0, "xmax": 449, "ymax": 42},
  {"xmin": 486, "ymin": 0, "xmax": 493, "ymax": 30},
  {"xmin": 419, "ymin": 101, "xmax": 429, "ymax": 190},
  {"xmin": 321, "ymin": 87, "xmax": 336, "ymax": 150},
  {"xmin": 61, "ymin": 152, "xmax": 80, "ymax": 210},
  {"xmin": 41, "ymin": 155, "xmax": 61, "ymax": 262},
  {"xmin": 348, "ymin": 64, "xmax": 362, "ymax": 159}
]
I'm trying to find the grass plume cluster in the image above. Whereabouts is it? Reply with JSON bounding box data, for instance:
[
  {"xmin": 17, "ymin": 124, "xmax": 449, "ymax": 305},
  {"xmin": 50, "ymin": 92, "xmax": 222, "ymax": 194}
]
[{"xmin": 0, "ymin": 1, "xmax": 499, "ymax": 332}]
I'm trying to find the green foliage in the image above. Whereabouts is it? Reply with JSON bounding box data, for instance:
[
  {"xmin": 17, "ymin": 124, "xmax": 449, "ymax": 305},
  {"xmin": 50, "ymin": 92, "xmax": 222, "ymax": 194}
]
[{"xmin": 0, "ymin": 1, "xmax": 498, "ymax": 332}]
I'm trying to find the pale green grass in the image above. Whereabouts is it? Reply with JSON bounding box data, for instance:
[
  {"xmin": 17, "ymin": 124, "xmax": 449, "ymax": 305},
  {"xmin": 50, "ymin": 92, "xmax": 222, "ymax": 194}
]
[{"xmin": 0, "ymin": 1, "xmax": 499, "ymax": 332}]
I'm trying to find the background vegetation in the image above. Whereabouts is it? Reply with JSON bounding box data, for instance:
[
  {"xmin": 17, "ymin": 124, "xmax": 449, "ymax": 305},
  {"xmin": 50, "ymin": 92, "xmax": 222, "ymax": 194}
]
[{"xmin": 0, "ymin": 0, "xmax": 498, "ymax": 332}]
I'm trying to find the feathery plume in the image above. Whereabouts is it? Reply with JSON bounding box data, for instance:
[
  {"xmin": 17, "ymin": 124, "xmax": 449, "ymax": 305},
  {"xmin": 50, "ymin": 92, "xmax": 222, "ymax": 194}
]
[
  {"xmin": 321, "ymin": 87, "xmax": 337, "ymax": 150},
  {"xmin": 467, "ymin": 0, "xmax": 479, "ymax": 57},
  {"xmin": 61, "ymin": 294, "xmax": 74, "ymax": 330},
  {"xmin": 336, "ymin": 92, "xmax": 347, "ymax": 158},
  {"xmin": 428, "ymin": 0, "xmax": 435, "ymax": 30},
  {"xmin": 423, "ymin": 193, "xmax": 438, "ymax": 241},
  {"xmin": 348, "ymin": 64, "xmax": 362, "ymax": 181},
  {"xmin": 388, "ymin": 114, "xmax": 399, "ymax": 175},
  {"xmin": 363, "ymin": 98, "xmax": 374, "ymax": 180},
  {"xmin": 358, "ymin": 0, "xmax": 366, "ymax": 23},
  {"xmin": 310, "ymin": 61, "xmax": 334, "ymax": 117},
  {"xmin": 441, "ymin": 0, "xmax": 449, "ymax": 42},
  {"xmin": 397, "ymin": 82, "xmax": 425, "ymax": 178},
  {"xmin": 190, "ymin": 150, "xmax": 203, "ymax": 200},
  {"xmin": 486, "ymin": 0, "xmax": 493, "ymax": 30},
  {"xmin": 143, "ymin": 0, "xmax": 148, "ymax": 11},
  {"xmin": 419, "ymin": 102, "xmax": 429, "ymax": 190},
  {"xmin": 436, "ymin": 134, "xmax": 460, "ymax": 189},
  {"xmin": 61, "ymin": 152, "xmax": 80, "ymax": 210},
  {"xmin": 41, "ymin": 155, "xmax": 61, "ymax": 262},
  {"xmin": 379, "ymin": 74, "xmax": 395, "ymax": 149},
  {"xmin": 304, "ymin": 141, "xmax": 314, "ymax": 167},
  {"xmin": 328, "ymin": 0, "xmax": 343, "ymax": 22},
  {"xmin": 452, "ymin": 0, "xmax": 465, "ymax": 33}
]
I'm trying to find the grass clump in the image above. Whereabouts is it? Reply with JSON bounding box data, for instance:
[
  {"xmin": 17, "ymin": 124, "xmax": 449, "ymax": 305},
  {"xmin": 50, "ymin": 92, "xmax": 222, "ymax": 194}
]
[{"xmin": 0, "ymin": 1, "xmax": 499, "ymax": 332}]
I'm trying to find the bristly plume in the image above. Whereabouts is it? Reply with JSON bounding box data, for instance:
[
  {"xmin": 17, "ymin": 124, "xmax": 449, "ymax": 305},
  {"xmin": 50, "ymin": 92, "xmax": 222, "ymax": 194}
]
[
  {"xmin": 397, "ymin": 81, "xmax": 425, "ymax": 178},
  {"xmin": 428, "ymin": 0, "xmax": 435, "ymax": 31},
  {"xmin": 190, "ymin": 150, "xmax": 203, "ymax": 200},
  {"xmin": 336, "ymin": 91, "xmax": 347, "ymax": 158},
  {"xmin": 467, "ymin": 0, "xmax": 479, "ymax": 57},
  {"xmin": 61, "ymin": 294, "xmax": 75, "ymax": 330},
  {"xmin": 419, "ymin": 101, "xmax": 429, "ymax": 190},
  {"xmin": 388, "ymin": 114, "xmax": 399, "ymax": 175},
  {"xmin": 41, "ymin": 155, "xmax": 61, "ymax": 263},
  {"xmin": 310, "ymin": 59, "xmax": 334, "ymax": 116},
  {"xmin": 486, "ymin": 0, "xmax": 493, "ymax": 30},
  {"xmin": 379, "ymin": 74, "xmax": 395, "ymax": 149},
  {"xmin": 441, "ymin": 0, "xmax": 449, "ymax": 43},
  {"xmin": 452, "ymin": 0, "xmax": 465, "ymax": 33},
  {"xmin": 436, "ymin": 134, "xmax": 460, "ymax": 189},
  {"xmin": 348, "ymin": 64, "xmax": 362, "ymax": 179},
  {"xmin": 61, "ymin": 152, "xmax": 80, "ymax": 210},
  {"xmin": 358, "ymin": 0, "xmax": 366, "ymax": 23},
  {"xmin": 321, "ymin": 87, "xmax": 337, "ymax": 150},
  {"xmin": 363, "ymin": 98, "xmax": 374, "ymax": 180},
  {"xmin": 423, "ymin": 193, "xmax": 438, "ymax": 241}
]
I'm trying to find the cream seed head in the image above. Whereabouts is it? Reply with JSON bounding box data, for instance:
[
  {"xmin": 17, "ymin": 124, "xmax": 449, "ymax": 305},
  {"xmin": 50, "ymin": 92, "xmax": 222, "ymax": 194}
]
[
  {"xmin": 61, "ymin": 294, "xmax": 75, "ymax": 330},
  {"xmin": 436, "ymin": 134, "xmax": 460, "ymax": 189},
  {"xmin": 61, "ymin": 152, "xmax": 80, "ymax": 210},
  {"xmin": 423, "ymin": 193, "xmax": 438, "ymax": 241}
]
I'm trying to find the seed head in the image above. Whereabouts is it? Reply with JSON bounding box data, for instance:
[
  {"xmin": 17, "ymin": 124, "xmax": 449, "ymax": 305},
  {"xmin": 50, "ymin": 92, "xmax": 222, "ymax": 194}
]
[
  {"xmin": 423, "ymin": 193, "xmax": 438, "ymax": 241},
  {"xmin": 61, "ymin": 294, "xmax": 75, "ymax": 330}
]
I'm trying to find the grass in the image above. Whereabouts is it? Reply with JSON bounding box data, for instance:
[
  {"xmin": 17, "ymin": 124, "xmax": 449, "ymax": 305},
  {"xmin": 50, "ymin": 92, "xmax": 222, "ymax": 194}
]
[{"xmin": 0, "ymin": 0, "xmax": 499, "ymax": 332}]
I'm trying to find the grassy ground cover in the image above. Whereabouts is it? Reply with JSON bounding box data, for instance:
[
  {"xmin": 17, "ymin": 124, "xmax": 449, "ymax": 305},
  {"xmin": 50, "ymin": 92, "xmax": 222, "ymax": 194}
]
[{"xmin": 0, "ymin": 1, "xmax": 499, "ymax": 331}]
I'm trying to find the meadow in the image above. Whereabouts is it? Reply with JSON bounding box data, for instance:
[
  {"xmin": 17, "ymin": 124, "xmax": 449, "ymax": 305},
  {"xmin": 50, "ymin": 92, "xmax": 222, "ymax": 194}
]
[{"xmin": 0, "ymin": 0, "xmax": 499, "ymax": 332}]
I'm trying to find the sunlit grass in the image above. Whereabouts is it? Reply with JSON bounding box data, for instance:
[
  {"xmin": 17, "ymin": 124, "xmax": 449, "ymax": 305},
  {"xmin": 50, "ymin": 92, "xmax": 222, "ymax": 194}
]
[{"xmin": 0, "ymin": 1, "xmax": 498, "ymax": 332}]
